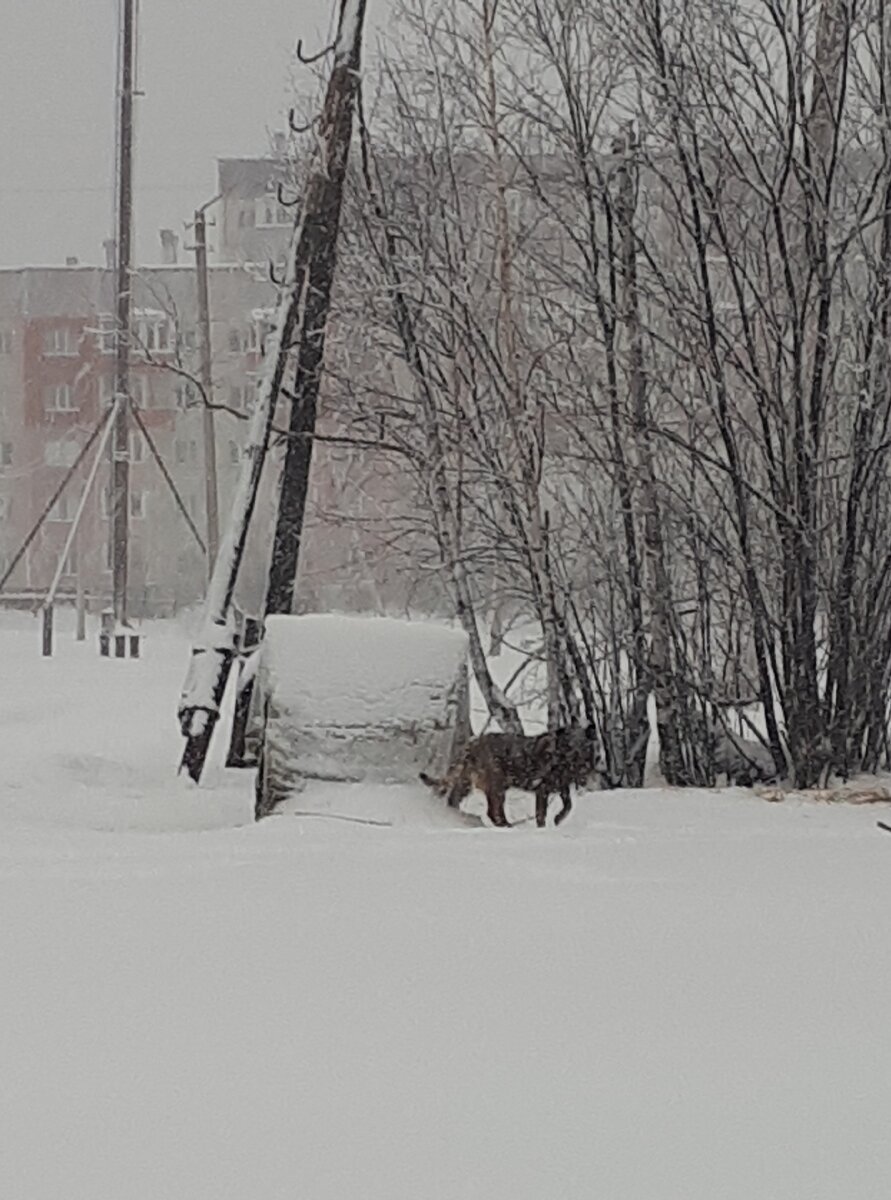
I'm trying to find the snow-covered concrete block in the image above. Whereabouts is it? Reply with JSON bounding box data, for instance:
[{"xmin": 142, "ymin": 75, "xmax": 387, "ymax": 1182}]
[{"xmin": 255, "ymin": 615, "xmax": 470, "ymax": 810}]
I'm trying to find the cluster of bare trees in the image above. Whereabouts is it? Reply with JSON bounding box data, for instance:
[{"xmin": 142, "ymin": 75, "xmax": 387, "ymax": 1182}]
[{"xmin": 305, "ymin": 0, "xmax": 891, "ymax": 787}]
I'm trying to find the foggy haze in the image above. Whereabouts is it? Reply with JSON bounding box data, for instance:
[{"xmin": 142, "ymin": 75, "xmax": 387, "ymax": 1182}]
[{"xmin": 0, "ymin": 0, "xmax": 389, "ymax": 268}]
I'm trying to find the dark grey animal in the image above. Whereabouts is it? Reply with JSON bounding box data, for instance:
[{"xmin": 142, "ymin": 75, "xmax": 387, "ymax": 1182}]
[{"xmin": 420, "ymin": 725, "xmax": 604, "ymax": 827}]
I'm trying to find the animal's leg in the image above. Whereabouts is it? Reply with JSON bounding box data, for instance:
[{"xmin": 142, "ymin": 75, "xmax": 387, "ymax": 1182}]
[
  {"xmin": 486, "ymin": 787, "xmax": 510, "ymax": 827},
  {"xmin": 554, "ymin": 785, "xmax": 573, "ymax": 826},
  {"xmin": 535, "ymin": 787, "xmax": 550, "ymax": 828}
]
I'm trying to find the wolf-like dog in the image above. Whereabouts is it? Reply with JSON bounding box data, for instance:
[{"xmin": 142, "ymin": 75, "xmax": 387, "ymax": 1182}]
[{"xmin": 420, "ymin": 726, "xmax": 603, "ymax": 828}]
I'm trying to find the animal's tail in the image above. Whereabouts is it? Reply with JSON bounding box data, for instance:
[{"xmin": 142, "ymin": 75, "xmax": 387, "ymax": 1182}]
[
  {"xmin": 419, "ymin": 764, "xmax": 471, "ymax": 807},
  {"xmin": 419, "ymin": 770, "xmax": 446, "ymax": 794}
]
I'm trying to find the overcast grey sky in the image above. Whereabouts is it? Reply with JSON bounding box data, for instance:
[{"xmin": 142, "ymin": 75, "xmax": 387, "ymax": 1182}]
[{"xmin": 0, "ymin": 0, "xmax": 389, "ymax": 268}]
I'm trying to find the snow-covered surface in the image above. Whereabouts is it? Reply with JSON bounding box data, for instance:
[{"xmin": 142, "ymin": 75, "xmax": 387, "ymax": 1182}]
[
  {"xmin": 4, "ymin": 611, "xmax": 891, "ymax": 1198},
  {"xmin": 177, "ymin": 609, "xmax": 239, "ymax": 735},
  {"xmin": 259, "ymin": 613, "xmax": 469, "ymax": 786},
  {"xmin": 262, "ymin": 613, "xmax": 468, "ymax": 721},
  {"xmin": 335, "ymin": 0, "xmax": 363, "ymax": 64}
]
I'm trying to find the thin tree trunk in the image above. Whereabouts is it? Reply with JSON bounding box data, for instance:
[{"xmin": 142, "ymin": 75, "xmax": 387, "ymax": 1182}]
[
  {"xmin": 356, "ymin": 109, "xmax": 523, "ymax": 736},
  {"xmin": 480, "ymin": 0, "xmax": 562, "ymax": 727},
  {"xmin": 614, "ymin": 126, "xmax": 691, "ymax": 784}
]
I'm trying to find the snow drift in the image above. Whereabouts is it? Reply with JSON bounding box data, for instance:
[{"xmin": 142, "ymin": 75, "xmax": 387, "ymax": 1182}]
[{"xmin": 7, "ymin": 614, "xmax": 891, "ymax": 1200}]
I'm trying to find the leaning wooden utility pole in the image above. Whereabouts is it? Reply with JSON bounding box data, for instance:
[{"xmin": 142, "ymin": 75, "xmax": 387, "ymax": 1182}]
[
  {"xmin": 111, "ymin": 0, "xmax": 137, "ymax": 626},
  {"xmin": 177, "ymin": 0, "xmax": 369, "ymax": 783},
  {"xmin": 264, "ymin": 0, "xmax": 369, "ymax": 616},
  {"xmin": 194, "ymin": 199, "xmax": 221, "ymax": 572}
]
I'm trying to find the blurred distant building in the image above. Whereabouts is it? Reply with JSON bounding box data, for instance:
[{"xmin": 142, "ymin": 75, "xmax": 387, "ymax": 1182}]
[
  {"xmin": 0, "ymin": 150, "xmax": 417, "ymax": 618},
  {"xmin": 0, "ymin": 260, "xmax": 274, "ymax": 614},
  {"xmin": 217, "ymin": 154, "xmax": 293, "ymax": 267}
]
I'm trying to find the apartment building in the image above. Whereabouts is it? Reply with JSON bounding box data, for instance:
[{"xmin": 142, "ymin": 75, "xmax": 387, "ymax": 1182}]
[
  {"xmin": 0, "ymin": 150, "xmax": 414, "ymax": 617},
  {"xmin": 217, "ymin": 152, "xmax": 293, "ymax": 267},
  {"xmin": 0, "ymin": 258, "xmax": 280, "ymax": 613}
]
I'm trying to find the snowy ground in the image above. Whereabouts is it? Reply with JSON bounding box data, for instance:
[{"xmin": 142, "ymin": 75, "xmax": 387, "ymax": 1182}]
[{"xmin": 3, "ymin": 611, "xmax": 891, "ymax": 1199}]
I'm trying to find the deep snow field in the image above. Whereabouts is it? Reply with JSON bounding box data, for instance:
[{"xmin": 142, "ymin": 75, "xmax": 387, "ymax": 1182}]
[{"xmin": 3, "ymin": 609, "xmax": 891, "ymax": 1200}]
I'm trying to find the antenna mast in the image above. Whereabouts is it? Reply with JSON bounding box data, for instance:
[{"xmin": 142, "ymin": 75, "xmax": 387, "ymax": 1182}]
[{"xmin": 111, "ymin": 0, "xmax": 137, "ymax": 625}]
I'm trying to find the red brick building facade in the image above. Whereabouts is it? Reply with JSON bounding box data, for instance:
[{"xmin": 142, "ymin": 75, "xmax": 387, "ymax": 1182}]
[{"xmin": 0, "ymin": 156, "xmax": 420, "ymax": 618}]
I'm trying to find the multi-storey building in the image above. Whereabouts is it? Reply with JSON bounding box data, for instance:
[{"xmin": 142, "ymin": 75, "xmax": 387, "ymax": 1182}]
[
  {"xmin": 0, "ymin": 258, "xmax": 279, "ymax": 613},
  {"xmin": 0, "ymin": 149, "xmax": 410, "ymax": 617},
  {"xmin": 217, "ymin": 152, "xmax": 292, "ymax": 268}
]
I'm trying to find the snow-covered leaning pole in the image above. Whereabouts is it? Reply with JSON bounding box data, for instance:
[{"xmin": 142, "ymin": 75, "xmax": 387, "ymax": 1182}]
[{"xmin": 177, "ymin": 0, "xmax": 369, "ymax": 782}]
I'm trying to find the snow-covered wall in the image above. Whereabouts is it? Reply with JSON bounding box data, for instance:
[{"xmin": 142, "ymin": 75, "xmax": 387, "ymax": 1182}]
[{"xmin": 257, "ymin": 615, "xmax": 469, "ymax": 797}]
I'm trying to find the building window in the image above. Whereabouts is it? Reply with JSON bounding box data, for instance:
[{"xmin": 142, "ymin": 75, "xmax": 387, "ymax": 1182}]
[
  {"xmin": 228, "ymin": 328, "xmax": 243, "ymax": 354},
  {"xmin": 100, "ymin": 376, "xmax": 116, "ymax": 408},
  {"xmin": 130, "ymin": 375, "xmax": 151, "ymax": 409},
  {"xmin": 255, "ymin": 195, "xmax": 290, "ymax": 228},
  {"xmin": 129, "ymin": 431, "xmax": 146, "ymax": 464},
  {"xmin": 64, "ymin": 545, "xmax": 77, "ymax": 575},
  {"xmin": 100, "ymin": 375, "xmax": 148, "ymax": 409},
  {"xmin": 182, "ymin": 328, "xmax": 197, "ymax": 352},
  {"xmin": 229, "ymin": 440, "xmax": 240, "ymax": 465},
  {"xmin": 0, "ymin": 442, "xmax": 11, "ymax": 467},
  {"xmin": 42, "ymin": 326, "xmax": 76, "ymax": 357},
  {"xmin": 175, "ymin": 380, "xmax": 198, "ymax": 409},
  {"xmin": 0, "ymin": 495, "xmax": 8, "ymax": 521},
  {"xmin": 130, "ymin": 490, "xmax": 146, "ymax": 519},
  {"xmin": 44, "ymin": 440, "xmax": 80, "ymax": 468},
  {"xmin": 49, "ymin": 493, "xmax": 73, "ymax": 522},
  {"xmin": 238, "ymin": 205, "xmax": 255, "ymax": 229},
  {"xmin": 0, "ymin": 330, "xmax": 12, "ymax": 354},
  {"xmin": 175, "ymin": 439, "xmax": 198, "ymax": 465},
  {"xmin": 95, "ymin": 314, "xmax": 116, "ymax": 355},
  {"xmin": 44, "ymin": 384, "xmax": 76, "ymax": 412},
  {"xmin": 133, "ymin": 310, "xmax": 172, "ymax": 356},
  {"xmin": 248, "ymin": 309, "xmax": 275, "ymax": 355},
  {"xmin": 229, "ymin": 383, "xmax": 254, "ymax": 412}
]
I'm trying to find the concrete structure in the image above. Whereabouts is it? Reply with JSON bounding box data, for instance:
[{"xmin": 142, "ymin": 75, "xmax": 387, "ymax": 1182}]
[{"xmin": 253, "ymin": 615, "xmax": 471, "ymax": 819}]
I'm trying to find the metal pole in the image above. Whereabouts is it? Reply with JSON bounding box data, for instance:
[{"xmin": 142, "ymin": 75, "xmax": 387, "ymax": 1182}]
[
  {"xmin": 44, "ymin": 400, "xmax": 118, "ymax": 610},
  {"xmin": 194, "ymin": 204, "xmax": 220, "ymax": 572},
  {"xmin": 0, "ymin": 407, "xmax": 113, "ymax": 596},
  {"xmin": 76, "ymin": 553, "xmax": 86, "ymax": 642},
  {"xmin": 112, "ymin": 0, "xmax": 136, "ymax": 627},
  {"xmin": 42, "ymin": 605, "xmax": 54, "ymax": 658}
]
